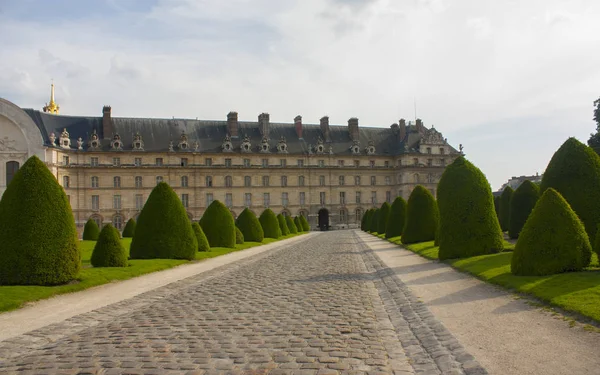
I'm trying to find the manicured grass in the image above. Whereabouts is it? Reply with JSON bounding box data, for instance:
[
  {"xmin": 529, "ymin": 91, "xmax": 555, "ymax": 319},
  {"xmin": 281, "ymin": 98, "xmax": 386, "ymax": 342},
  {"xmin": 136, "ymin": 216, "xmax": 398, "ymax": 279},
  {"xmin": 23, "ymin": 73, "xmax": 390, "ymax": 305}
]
[
  {"xmin": 0, "ymin": 233, "xmax": 305, "ymax": 313},
  {"xmin": 376, "ymin": 233, "xmax": 600, "ymax": 322}
]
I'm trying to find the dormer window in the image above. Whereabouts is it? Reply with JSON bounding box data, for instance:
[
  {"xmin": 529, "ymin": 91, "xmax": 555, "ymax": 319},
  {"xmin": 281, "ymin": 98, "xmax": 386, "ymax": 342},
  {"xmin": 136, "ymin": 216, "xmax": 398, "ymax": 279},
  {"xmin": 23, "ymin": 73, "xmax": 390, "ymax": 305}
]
[
  {"xmin": 178, "ymin": 131, "xmax": 189, "ymax": 151},
  {"xmin": 317, "ymin": 145, "xmax": 324, "ymax": 153},
  {"xmin": 111, "ymin": 134, "xmax": 123, "ymax": 151},
  {"xmin": 222, "ymin": 134, "xmax": 233, "ymax": 152}
]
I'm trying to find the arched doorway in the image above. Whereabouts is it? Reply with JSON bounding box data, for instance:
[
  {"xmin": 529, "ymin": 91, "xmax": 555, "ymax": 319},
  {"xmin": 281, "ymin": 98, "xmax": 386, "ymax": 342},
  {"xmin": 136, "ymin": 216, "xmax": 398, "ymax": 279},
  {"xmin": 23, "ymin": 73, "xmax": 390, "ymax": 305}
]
[
  {"xmin": 318, "ymin": 208, "xmax": 329, "ymax": 231},
  {"xmin": 6, "ymin": 161, "xmax": 19, "ymax": 186}
]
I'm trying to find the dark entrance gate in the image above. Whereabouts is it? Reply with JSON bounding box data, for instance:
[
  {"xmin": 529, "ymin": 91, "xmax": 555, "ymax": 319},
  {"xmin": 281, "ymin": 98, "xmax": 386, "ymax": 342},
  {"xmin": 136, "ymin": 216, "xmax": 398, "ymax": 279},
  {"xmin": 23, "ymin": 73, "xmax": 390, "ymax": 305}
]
[
  {"xmin": 6, "ymin": 161, "xmax": 19, "ymax": 187},
  {"xmin": 318, "ymin": 208, "xmax": 329, "ymax": 231}
]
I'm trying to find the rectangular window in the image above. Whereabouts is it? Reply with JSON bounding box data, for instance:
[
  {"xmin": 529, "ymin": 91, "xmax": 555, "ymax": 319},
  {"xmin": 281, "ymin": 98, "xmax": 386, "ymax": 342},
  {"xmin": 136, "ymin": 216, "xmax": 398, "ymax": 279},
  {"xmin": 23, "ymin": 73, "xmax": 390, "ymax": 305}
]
[
  {"xmin": 245, "ymin": 193, "xmax": 252, "ymax": 207},
  {"xmin": 181, "ymin": 175, "xmax": 189, "ymax": 187},
  {"xmin": 280, "ymin": 159, "xmax": 287, "ymax": 167},
  {"xmin": 114, "ymin": 176, "xmax": 121, "ymax": 188},
  {"xmin": 91, "ymin": 176, "xmax": 99, "ymax": 188},
  {"xmin": 440, "ymin": 148, "xmax": 445, "ymax": 155},
  {"xmin": 155, "ymin": 158, "xmax": 163, "ymax": 166},
  {"xmin": 340, "ymin": 192, "xmax": 346, "ymax": 205},
  {"xmin": 413, "ymin": 158, "xmax": 419, "ymax": 166},
  {"xmin": 338, "ymin": 160, "xmax": 344, "ymax": 166},
  {"xmin": 62, "ymin": 176, "xmax": 70, "ymax": 188},
  {"xmin": 355, "ymin": 176, "xmax": 361, "ymax": 186},
  {"xmin": 354, "ymin": 160, "xmax": 360, "ymax": 167},
  {"xmin": 384, "ymin": 161, "xmax": 390, "ymax": 168},
  {"xmin": 282, "ymin": 192, "xmax": 289, "ymax": 206},
  {"xmin": 318, "ymin": 160, "xmax": 325, "ymax": 168},
  {"xmin": 134, "ymin": 157, "xmax": 142, "ymax": 166},
  {"xmin": 371, "ymin": 191, "xmax": 377, "ymax": 205},
  {"xmin": 91, "ymin": 157, "xmax": 99, "ymax": 167},
  {"xmin": 225, "ymin": 193, "xmax": 233, "ymax": 208},
  {"xmin": 224, "ymin": 176, "xmax": 232, "ymax": 187},
  {"xmin": 156, "ymin": 176, "xmax": 163, "ymax": 185},
  {"xmin": 262, "ymin": 158, "xmax": 269, "ymax": 167},
  {"xmin": 386, "ymin": 191, "xmax": 392, "ymax": 203},
  {"xmin": 205, "ymin": 158, "xmax": 212, "ymax": 166},
  {"xmin": 113, "ymin": 195, "xmax": 121, "ymax": 210},
  {"xmin": 385, "ymin": 176, "xmax": 391, "ymax": 185},
  {"xmin": 113, "ymin": 157, "xmax": 121, "ymax": 167},
  {"xmin": 369, "ymin": 160, "xmax": 375, "ymax": 168},
  {"xmin": 299, "ymin": 176, "xmax": 305, "ymax": 187},
  {"xmin": 243, "ymin": 158, "xmax": 251, "ymax": 167},
  {"xmin": 339, "ymin": 176, "xmax": 345, "ymax": 186},
  {"xmin": 135, "ymin": 194, "xmax": 144, "ymax": 210},
  {"xmin": 206, "ymin": 193, "xmax": 214, "ymax": 206},
  {"xmin": 225, "ymin": 158, "xmax": 232, "ymax": 167},
  {"xmin": 281, "ymin": 176, "xmax": 288, "ymax": 187},
  {"xmin": 244, "ymin": 176, "xmax": 251, "ymax": 187},
  {"xmin": 427, "ymin": 147, "xmax": 432, "ymax": 154},
  {"xmin": 371, "ymin": 176, "xmax": 376, "ymax": 186},
  {"xmin": 262, "ymin": 176, "xmax": 270, "ymax": 187},
  {"xmin": 319, "ymin": 176, "xmax": 325, "ymax": 186},
  {"xmin": 92, "ymin": 195, "xmax": 99, "ymax": 210},
  {"xmin": 356, "ymin": 191, "xmax": 361, "ymax": 204},
  {"xmin": 299, "ymin": 192, "xmax": 306, "ymax": 206},
  {"xmin": 206, "ymin": 176, "xmax": 213, "ymax": 187},
  {"xmin": 264, "ymin": 193, "xmax": 270, "ymax": 207},
  {"xmin": 427, "ymin": 159, "xmax": 433, "ymax": 167},
  {"xmin": 297, "ymin": 159, "xmax": 304, "ymax": 167},
  {"xmin": 441, "ymin": 159, "xmax": 446, "ymax": 166},
  {"xmin": 182, "ymin": 194, "xmax": 189, "ymax": 208},
  {"xmin": 181, "ymin": 158, "xmax": 188, "ymax": 167},
  {"xmin": 135, "ymin": 176, "xmax": 142, "ymax": 188},
  {"xmin": 63, "ymin": 155, "xmax": 69, "ymax": 166},
  {"xmin": 320, "ymin": 192, "xmax": 326, "ymax": 206}
]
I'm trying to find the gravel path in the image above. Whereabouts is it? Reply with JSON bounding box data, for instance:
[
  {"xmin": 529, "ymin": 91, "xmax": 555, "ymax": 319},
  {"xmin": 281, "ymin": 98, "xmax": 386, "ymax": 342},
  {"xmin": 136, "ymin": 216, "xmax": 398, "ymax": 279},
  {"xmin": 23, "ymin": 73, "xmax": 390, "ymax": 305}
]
[{"xmin": 0, "ymin": 231, "xmax": 484, "ymax": 375}]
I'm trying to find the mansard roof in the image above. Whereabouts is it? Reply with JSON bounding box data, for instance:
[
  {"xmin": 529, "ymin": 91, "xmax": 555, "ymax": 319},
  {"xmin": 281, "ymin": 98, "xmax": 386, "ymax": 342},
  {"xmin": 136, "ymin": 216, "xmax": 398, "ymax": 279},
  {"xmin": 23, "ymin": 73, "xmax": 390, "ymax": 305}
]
[{"xmin": 22, "ymin": 109, "xmax": 458, "ymax": 156}]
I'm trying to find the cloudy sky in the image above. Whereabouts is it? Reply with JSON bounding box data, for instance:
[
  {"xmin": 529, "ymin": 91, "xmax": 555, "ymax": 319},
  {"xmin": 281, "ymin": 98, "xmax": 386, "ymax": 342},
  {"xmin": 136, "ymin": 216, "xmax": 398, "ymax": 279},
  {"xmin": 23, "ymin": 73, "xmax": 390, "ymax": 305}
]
[{"xmin": 1, "ymin": 0, "xmax": 599, "ymax": 189}]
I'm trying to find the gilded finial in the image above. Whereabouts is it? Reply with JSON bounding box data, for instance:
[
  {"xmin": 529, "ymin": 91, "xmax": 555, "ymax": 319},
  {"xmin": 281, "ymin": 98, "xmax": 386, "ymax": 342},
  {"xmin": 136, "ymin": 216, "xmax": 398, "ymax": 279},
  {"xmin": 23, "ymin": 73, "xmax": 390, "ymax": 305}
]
[{"xmin": 43, "ymin": 80, "xmax": 60, "ymax": 114}]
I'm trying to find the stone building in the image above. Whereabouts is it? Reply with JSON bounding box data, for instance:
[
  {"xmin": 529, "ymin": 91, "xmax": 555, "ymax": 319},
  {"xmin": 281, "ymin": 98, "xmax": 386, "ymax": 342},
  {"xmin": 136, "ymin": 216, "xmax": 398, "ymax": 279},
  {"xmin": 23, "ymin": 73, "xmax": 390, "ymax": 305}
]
[{"xmin": 0, "ymin": 88, "xmax": 461, "ymax": 234}]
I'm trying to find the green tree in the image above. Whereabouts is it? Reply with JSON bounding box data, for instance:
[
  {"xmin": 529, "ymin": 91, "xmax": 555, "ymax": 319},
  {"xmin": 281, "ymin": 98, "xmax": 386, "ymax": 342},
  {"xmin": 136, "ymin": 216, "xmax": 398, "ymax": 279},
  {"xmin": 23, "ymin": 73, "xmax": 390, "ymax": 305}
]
[
  {"xmin": 437, "ymin": 156, "xmax": 504, "ymax": 260},
  {"xmin": 91, "ymin": 224, "xmax": 128, "ymax": 267},
  {"xmin": 277, "ymin": 214, "xmax": 290, "ymax": 236},
  {"xmin": 199, "ymin": 200, "xmax": 236, "ymax": 248},
  {"xmin": 540, "ymin": 137, "xmax": 600, "ymax": 243},
  {"xmin": 299, "ymin": 215, "xmax": 310, "ymax": 232},
  {"xmin": 121, "ymin": 218, "xmax": 136, "ymax": 238},
  {"xmin": 499, "ymin": 187, "xmax": 514, "ymax": 232},
  {"xmin": 192, "ymin": 222, "xmax": 210, "ymax": 252},
  {"xmin": 494, "ymin": 196, "xmax": 501, "ymax": 223},
  {"xmin": 294, "ymin": 216, "xmax": 303, "ymax": 232},
  {"xmin": 401, "ymin": 186, "xmax": 439, "ymax": 244},
  {"xmin": 377, "ymin": 202, "xmax": 391, "ymax": 236},
  {"xmin": 236, "ymin": 208, "xmax": 265, "ymax": 242},
  {"xmin": 587, "ymin": 97, "xmax": 600, "ymax": 155},
  {"xmin": 130, "ymin": 182, "xmax": 197, "ymax": 260},
  {"xmin": 0, "ymin": 156, "xmax": 80, "ymax": 285},
  {"xmin": 235, "ymin": 226, "xmax": 245, "ymax": 244},
  {"xmin": 285, "ymin": 215, "xmax": 298, "ymax": 234},
  {"xmin": 385, "ymin": 197, "xmax": 407, "ymax": 239},
  {"xmin": 259, "ymin": 209, "xmax": 282, "ymax": 239},
  {"xmin": 83, "ymin": 218, "xmax": 100, "ymax": 241},
  {"xmin": 508, "ymin": 180, "xmax": 540, "ymax": 239},
  {"xmin": 511, "ymin": 188, "xmax": 591, "ymax": 276},
  {"xmin": 370, "ymin": 209, "xmax": 380, "ymax": 233}
]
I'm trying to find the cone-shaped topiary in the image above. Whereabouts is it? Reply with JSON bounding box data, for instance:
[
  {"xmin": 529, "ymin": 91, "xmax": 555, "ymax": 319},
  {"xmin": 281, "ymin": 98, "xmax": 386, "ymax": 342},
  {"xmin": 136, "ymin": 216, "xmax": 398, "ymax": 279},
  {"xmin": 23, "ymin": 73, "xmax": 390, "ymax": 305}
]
[
  {"xmin": 370, "ymin": 209, "xmax": 380, "ymax": 233},
  {"xmin": 508, "ymin": 180, "xmax": 540, "ymax": 239},
  {"xmin": 595, "ymin": 224, "xmax": 600, "ymax": 258},
  {"xmin": 511, "ymin": 188, "xmax": 592, "ymax": 276},
  {"xmin": 192, "ymin": 222, "xmax": 210, "ymax": 252},
  {"xmin": 260, "ymin": 209, "xmax": 282, "ymax": 239},
  {"xmin": 91, "ymin": 224, "xmax": 128, "ymax": 267},
  {"xmin": 235, "ymin": 226, "xmax": 245, "ymax": 244},
  {"xmin": 363, "ymin": 209, "xmax": 373, "ymax": 232},
  {"xmin": 199, "ymin": 200, "xmax": 236, "ymax": 248},
  {"xmin": 130, "ymin": 182, "xmax": 197, "ymax": 259},
  {"xmin": 294, "ymin": 216, "xmax": 303, "ymax": 232},
  {"xmin": 385, "ymin": 197, "xmax": 407, "ymax": 238},
  {"xmin": 401, "ymin": 186, "xmax": 439, "ymax": 244},
  {"xmin": 541, "ymin": 137, "xmax": 600, "ymax": 243},
  {"xmin": 0, "ymin": 156, "xmax": 80, "ymax": 285},
  {"xmin": 437, "ymin": 156, "xmax": 503, "ymax": 260},
  {"xmin": 277, "ymin": 214, "xmax": 290, "ymax": 236},
  {"xmin": 122, "ymin": 218, "xmax": 136, "ymax": 238},
  {"xmin": 236, "ymin": 208, "xmax": 265, "ymax": 242},
  {"xmin": 83, "ymin": 218, "xmax": 100, "ymax": 240},
  {"xmin": 494, "ymin": 196, "xmax": 501, "ymax": 223},
  {"xmin": 300, "ymin": 215, "xmax": 310, "ymax": 232},
  {"xmin": 285, "ymin": 215, "xmax": 298, "ymax": 234},
  {"xmin": 499, "ymin": 187, "xmax": 513, "ymax": 232},
  {"xmin": 377, "ymin": 202, "xmax": 391, "ymax": 235}
]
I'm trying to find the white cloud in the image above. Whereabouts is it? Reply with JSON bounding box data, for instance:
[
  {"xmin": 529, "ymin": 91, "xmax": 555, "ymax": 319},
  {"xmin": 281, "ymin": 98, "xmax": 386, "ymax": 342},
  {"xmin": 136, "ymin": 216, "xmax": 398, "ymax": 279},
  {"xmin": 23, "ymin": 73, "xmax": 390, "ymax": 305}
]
[{"xmin": 466, "ymin": 17, "xmax": 492, "ymax": 40}]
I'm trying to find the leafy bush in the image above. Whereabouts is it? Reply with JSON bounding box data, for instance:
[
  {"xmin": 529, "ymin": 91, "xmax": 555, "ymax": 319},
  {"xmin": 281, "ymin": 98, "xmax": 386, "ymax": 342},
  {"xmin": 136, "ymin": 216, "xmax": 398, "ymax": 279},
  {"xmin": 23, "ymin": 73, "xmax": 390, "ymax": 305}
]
[
  {"xmin": 199, "ymin": 200, "xmax": 236, "ymax": 248},
  {"xmin": 377, "ymin": 202, "xmax": 391, "ymax": 236},
  {"xmin": 294, "ymin": 216, "xmax": 303, "ymax": 232},
  {"xmin": 299, "ymin": 215, "xmax": 310, "ymax": 232},
  {"xmin": 122, "ymin": 218, "xmax": 136, "ymax": 238},
  {"xmin": 192, "ymin": 222, "xmax": 210, "ymax": 252},
  {"xmin": 236, "ymin": 208, "xmax": 264, "ymax": 242},
  {"xmin": 508, "ymin": 180, "xmax": 540, "ymax": 239},
  {"xmin": 83, "ymin": 218, "xmax": 100, "ymax": 241},
  {"xmin": 437, "ymin": 157, "xmax": 503, "ymax": 260},
  {"xmin": 385, "ymin": 197, "xmax": 406, "ymax": 238},
  {"xmin": 370, "ymin": 209, "xmax": 380, "ymax": 233},
  {"xmin": 595, "ymin": 224, "xmax": 600, "ymax": 259},
  {"xmin": 277, "ymin": 214, "xmax": 290, "ymax": 236},
  {"xmin": 91, "ymin": 224, "xmax": 128, "ymax": 267},
  {"xmin": 540, "ymin": 137, "xmax": 600, "ymax": 243},
  {"xmin": 235, "ymin": 226, "xmax": 245, "ymax": 244},
  {"xmin": 259, "ymin": 209, "xmax": 281, "ymax": 239},
  {"xmin": 363, "ymin": 209, "xmax": 373, "ymax": 232},
  {"xmin": 285, "ymin": 215, "xmax": 298, "ymax": 234},
  {"xmin": 494, "ymin": 196, "xmax": 501, "ymax": 223},
  {"xmin": 0, "ymin": 156, "xmax": 80, "ymax": 285},
  {"xmin": 499, "ymin": 187, "xmax": 513, "ymax": 232},
  {"xmin": 130, "ymin": 182, "xmax": 197, "ymax": 260},
  {"xmin": 511, "ymin": 188, "xmax": 592, "ymax": 276},
  {"xmin": 401, "ymin": 186, "xmax": 439, "ymax": 244}
]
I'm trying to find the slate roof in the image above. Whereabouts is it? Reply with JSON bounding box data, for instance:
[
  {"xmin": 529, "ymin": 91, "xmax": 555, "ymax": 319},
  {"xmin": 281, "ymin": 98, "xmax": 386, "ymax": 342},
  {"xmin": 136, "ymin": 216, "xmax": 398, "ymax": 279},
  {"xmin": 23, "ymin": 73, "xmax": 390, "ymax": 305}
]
[{"xmin": 23, "ymin": 109, "xmax": 456, "ymax": 156}]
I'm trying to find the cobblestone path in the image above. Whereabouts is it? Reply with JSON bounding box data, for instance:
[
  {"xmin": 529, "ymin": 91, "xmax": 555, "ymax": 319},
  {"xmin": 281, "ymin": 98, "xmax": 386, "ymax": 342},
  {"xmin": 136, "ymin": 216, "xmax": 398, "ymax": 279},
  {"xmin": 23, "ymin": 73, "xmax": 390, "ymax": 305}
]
[{"xmin": 0, "ymin": 231, "xmax": 486, "ymax": 375}]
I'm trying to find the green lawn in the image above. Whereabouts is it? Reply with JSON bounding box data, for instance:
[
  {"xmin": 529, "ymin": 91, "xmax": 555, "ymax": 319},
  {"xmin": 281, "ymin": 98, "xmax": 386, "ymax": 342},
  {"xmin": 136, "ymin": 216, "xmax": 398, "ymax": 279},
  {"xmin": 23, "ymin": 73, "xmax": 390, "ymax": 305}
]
[
  {"xmin": 377, "ymin": 233, "xmax": 600, "ymax": 322},
  {"xmin": 0, "ymin": 233, "xmax": 304, "ymax": 313}
]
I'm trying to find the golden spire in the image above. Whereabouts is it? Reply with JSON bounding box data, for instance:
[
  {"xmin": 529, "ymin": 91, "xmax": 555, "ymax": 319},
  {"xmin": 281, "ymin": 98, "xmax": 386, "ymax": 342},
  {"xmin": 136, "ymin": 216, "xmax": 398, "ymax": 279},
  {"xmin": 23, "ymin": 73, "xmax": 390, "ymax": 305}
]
[{"xmin": 43, "ymin": 80, "xmax": 60, "ymax": 114}]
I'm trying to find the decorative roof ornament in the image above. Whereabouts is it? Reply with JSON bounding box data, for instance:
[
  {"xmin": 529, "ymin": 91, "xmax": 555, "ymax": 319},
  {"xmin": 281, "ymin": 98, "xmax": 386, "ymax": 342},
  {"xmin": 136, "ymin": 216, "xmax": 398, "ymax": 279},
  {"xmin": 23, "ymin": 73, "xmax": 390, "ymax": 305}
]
[
  {"xmin": 168, "ymin": 140, "xmax": 174, "ymax": 152},
  {"xmin": 222, "ymin": 134, "xmax": 233, "ymax": 152},
  {"xmin": 132, "ymin": 132, "xmax": 144, "ymax": 151},
  {"xmin": 365, "ymin": 139, "xmax": 376, "ymax": 155},
  {"xmin": 59, "ymin": 128, "xmax": 71, "ymax": 149},
  {"xmin": 277, "ymin": 136, "xmax": 288, "ymax": 153},
  {"xmin": 421, "ymin": 127, "xmax": 445, "ymax": 145},
  {"xmin": 76, "ymin": 137, "xmax": 83, "ymax": 150},
  {"xmin": 259, "ymin": 136, "xmax": 270, "ymax": 153},
  {"xmin": 48, "ymin": 132, "xmax": 57, "ymax": 146},
  {"xmin": 241, "ymin": 134, "xmax": 252, "ymax": 153},
  {"xmin": 315, "ymin": 136, "xmax": 325, "ymax": 154},
  {"xmin": 42, "ymin": 81, "xmax": 60, "ymax": 114},
  {"xmin": 193, "ymin": 141, "xmax": 200, "ymax": 152},
  {"xmin": 459, "ymin": 144, "xmax": 464, "ymax": 154},
  {"xmin": 328, "ymin": 144, "xmax": 334, "ymax": 155},
  {"xmin": 178, "ymin": 131, "xmax": 189, "ymax": 151},
  {"xmin": 350, "ymin": 140, "xmax": 361, "ymax": 155},
  {"xmin": 111, "ymin": 133, "xmax": 123, "ymax": 150},
  {"xmin": 88, "ymin": 129, "xmax": 100, "ymax": 150}
]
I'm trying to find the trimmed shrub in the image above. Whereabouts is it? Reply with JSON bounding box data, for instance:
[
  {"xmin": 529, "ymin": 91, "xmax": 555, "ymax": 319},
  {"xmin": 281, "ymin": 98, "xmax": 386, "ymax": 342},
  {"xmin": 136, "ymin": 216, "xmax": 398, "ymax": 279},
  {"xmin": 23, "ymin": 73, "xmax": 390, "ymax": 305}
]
[
  {"xmin": 83, "ymin": 218, "xmax": 100, "ymax": 240},
  {"xmin": 360, "ymin": 210, "xmax": 367, "ymax": 231},
  {"xmin": 401, "ymin": 186, "xmax": 439, "ymax": 244},
  {"xmin": 494, "ymin": 196, "xmax": 501, "ymax": 223},
  {"xmin": 377, "ymin": 202, "xmax": 391, "ymax": 236},
  {"xmin": 386, "ymin": 197, "xmax": 407, "ymax": 239},
  {"xmin": 508, "ymin": 180, "xmax": 540, "ymax": 239},
  {"xmin": 235, "ymin": 226, "xmax": 245, "ymax": 244},
  {"xmin": 437, "ymin": 156, "xmax": 503, "ymax": 260},
  {"xmin": 130, "ymin": 182, "xmax": 197, "ymax": 260},
  {"xmin": 541, "ymin": 137, "xmax": 600, "ymax": 243},
  {"xmin": 277, "ymin": 214, "xmax": 290, "ymax": 236},
  {"xmin": 370, "ymin": 209, "xmax": 380, "ymax": 233},
  {"xmin": 192, "ymin": 222, "xmax": 210, "ymax": 252},
  {"xmin": 199, "ymin": 200, "xmax": 236, "ymax": 248},
  {"xmin": 91, "ymin": 224, "xmax": 128, "ymax": 267},
  {"xmin": 236, "ymin": 208, "xmax": 264, "ymax": 242},
  {"xmin": 300, "ymin": 215, "xmax": 310, "ymax": 232},
  {"xmin": 122, "ymin": 218, "xmax": 136, "ymax": 238},
  {"xmin": 499, "ymin": 187, "xmax": 513, "ymax": 232},
  {"xmin": 286, "ymin": 215, "xmax": 298, "ymax": 234},
  {"xmin": 294, "ymin": 216, "xmax": 303, "ymax": 232},
  {"xmin": 260, "ymin": 209, "xmax": 282, "ymax": 239},
  {"xmin": 511, "ymin": 188, "xmax": 592, "ymax": 276},
  {"xmin": 0, "ymin": 156, "xmax": 80, "ymax": 285},
  {"xmin": 364, "ymin": 209, "xmax": 374, "ymax": 232},
  {"xmin": 595, "ymin": 224, "xmax": 600, "ymax": 258}
]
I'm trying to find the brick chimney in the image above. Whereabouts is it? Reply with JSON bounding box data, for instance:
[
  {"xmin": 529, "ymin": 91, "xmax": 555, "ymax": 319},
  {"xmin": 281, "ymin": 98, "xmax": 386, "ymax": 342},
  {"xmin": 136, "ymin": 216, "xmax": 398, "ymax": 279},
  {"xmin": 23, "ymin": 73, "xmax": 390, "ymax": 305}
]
[
  {"xmin": 294, "ymin": 115, "xmax": 303, "ymax": 139},
  {"xmin": 348, "ymin": 117, "xmax": 359, "ymax": 141},
  {"xmin": 416, "ymin": 118, "xmax": 425, "ymax": 133},
  {"xmin": 320, "ymin": 116, "xmax": 330, "ymax": 142},
  {"xmin": 227, "ymin": 111, "xmax": 239, "ymax": 138},
  {"xmin": 390, "ymin": 123, "xmax": 399, "ymax": 135},
  {"xmin": 102, "ymin": 106, "xmax": 113, "ymax": 139},
  {"xmin": 259, "ymin": 113, "xmax": 270, "ymax": 137},
  {"xmin": 399, "ymin": 119, "xmax": 407, "ymax": 141}
]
